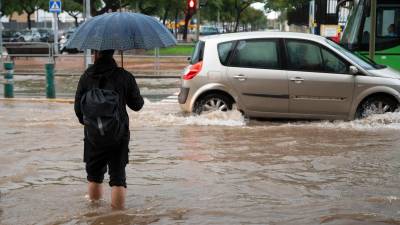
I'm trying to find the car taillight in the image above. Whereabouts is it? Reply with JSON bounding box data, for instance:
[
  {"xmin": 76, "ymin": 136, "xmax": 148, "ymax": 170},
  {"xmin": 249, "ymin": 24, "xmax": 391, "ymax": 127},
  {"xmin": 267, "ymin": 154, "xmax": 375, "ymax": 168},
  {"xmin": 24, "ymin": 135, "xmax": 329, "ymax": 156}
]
[{"xmin": 183, "ymin": 61, "xmax": 203, "ymax": 80}]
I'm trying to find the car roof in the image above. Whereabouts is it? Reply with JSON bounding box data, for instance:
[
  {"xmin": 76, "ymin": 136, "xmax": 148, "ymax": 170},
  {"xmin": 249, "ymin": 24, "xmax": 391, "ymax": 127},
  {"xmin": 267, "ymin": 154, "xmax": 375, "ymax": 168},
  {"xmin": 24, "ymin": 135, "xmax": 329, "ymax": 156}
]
[{"xmin": 200, "ymin": 31, "xmax": 327, "ymax": 43}]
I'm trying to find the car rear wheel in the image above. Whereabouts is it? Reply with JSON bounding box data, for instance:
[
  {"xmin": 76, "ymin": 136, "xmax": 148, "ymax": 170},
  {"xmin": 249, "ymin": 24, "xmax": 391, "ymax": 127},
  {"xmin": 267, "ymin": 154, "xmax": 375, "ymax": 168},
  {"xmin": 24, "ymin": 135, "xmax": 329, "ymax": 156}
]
[
  {"xmin": 356, "ymin": 96, "xmax": 398, "ymax": 119},
  {"xmin": 193, "ymin": 93, "xmax": 233, "ymax": 115}
]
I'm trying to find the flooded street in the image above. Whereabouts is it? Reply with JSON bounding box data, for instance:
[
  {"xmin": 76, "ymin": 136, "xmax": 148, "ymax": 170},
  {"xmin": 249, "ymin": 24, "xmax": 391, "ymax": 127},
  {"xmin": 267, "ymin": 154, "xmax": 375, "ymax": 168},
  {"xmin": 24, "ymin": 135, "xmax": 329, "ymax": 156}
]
[{"xmin": 1, "ymin": 77, "xmax": 400, "ymax": 225}]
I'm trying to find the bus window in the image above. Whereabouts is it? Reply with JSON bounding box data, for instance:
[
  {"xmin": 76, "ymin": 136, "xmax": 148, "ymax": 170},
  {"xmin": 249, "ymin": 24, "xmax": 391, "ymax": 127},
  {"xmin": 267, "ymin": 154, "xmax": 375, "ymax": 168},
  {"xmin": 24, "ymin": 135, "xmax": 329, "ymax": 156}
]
[
  {"xmin": 340, "ymin": 0, "xmax": 400, "ymax": 70},
  {"xmin": 377, "ymin": 7, "xmax": 400, "ymax": 38},
  {"xmin": 341, "ymin": 0, "xmax": 366, "ymax": 47},
  {"xmin": 351, "ymin": 4, "xmax": 400, "ymax": 50},
  {"xmin": 361, "ymin": 16, "xmax": 371, "ymax": 44}
]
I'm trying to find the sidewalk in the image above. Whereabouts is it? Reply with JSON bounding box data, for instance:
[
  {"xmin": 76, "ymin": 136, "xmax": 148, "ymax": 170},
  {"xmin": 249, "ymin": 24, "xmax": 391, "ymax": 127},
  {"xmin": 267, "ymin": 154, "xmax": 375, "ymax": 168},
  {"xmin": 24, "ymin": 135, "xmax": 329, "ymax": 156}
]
[{"xmin": 0, "ymin": 97, "xmax": 74, "ymax": 103}]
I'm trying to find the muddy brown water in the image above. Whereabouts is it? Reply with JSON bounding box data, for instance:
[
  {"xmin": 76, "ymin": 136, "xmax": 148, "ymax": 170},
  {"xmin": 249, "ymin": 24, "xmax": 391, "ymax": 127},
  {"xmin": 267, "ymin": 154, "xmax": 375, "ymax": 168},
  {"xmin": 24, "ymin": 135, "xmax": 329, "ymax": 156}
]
[{"xmin": 1, "ymin": 98, "xmax": 400, "ymax": 225}]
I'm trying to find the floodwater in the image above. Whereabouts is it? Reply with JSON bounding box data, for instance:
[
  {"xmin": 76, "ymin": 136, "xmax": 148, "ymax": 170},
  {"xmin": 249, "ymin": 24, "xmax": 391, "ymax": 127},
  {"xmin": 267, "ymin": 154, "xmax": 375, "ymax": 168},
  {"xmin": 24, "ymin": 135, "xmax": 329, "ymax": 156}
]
[{"xmin": 1, "ymin": 77, "xmax": 400, "ymax": 225}]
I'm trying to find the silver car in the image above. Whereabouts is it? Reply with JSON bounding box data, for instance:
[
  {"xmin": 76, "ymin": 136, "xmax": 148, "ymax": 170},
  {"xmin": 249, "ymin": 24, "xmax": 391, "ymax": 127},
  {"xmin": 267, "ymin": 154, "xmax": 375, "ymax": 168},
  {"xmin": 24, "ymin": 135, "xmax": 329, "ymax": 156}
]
[{"xmin": 178, "ymin": 32, "xmax": 400, "ymax": 120}]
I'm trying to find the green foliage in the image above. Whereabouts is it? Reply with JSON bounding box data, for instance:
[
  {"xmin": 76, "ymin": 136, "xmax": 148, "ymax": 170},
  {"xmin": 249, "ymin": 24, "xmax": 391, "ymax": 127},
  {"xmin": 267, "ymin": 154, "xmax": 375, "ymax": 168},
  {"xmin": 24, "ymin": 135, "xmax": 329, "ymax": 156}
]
[
  {"xmin": 241, "ymin": 7, "xmax": 268, "ymax": 30},
  {"xmin": 2, "ymin": 0, "xmax": 46, "ymax": 15},
  {"xmin": 63, "ymin": 0, "xmax": 83, "ymax": 27},
  {"xmin": 3, "ymin": 0, "xmax": 47, "ymax": 29},
  {"xmin": 1, "ymin": 0, "xmax": 17, "ymax": 16},
  {"xmin": 200, "ymin": 0, "xmax": 267, "ymax": 32},
  {"xmin": 264, "ymin": 0, "xmax": 309, "ymax": 11},
  {"xmin": 145, "ymin": 44, "xmax": 195, "ymax": 56},
  {"xmin": 63, "ymin": 0, "xmax": 83, "ymax": 13},
  {"xmin": 1, "ymin": 0, "xmax": 270, "ymax": 32}
]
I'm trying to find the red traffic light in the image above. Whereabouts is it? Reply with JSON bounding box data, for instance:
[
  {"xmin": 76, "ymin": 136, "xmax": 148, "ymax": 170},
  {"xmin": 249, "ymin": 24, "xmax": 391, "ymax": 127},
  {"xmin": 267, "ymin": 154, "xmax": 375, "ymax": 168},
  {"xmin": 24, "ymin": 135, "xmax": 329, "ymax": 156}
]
[{"xmin": 188, "ymin": 0, "xmax": 196, "ymax": 9}]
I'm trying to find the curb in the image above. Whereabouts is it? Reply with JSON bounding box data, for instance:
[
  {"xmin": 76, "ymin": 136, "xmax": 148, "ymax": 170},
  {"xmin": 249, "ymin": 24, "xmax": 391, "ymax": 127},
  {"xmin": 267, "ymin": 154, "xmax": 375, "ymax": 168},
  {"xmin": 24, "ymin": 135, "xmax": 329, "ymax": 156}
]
[
  {"xmin": 0, "ymin": 97, "xmax": 74, "ymax": 104},
  {"xmin": 12, "ymin": 73, "xmax": 181, "ymax": 79}
]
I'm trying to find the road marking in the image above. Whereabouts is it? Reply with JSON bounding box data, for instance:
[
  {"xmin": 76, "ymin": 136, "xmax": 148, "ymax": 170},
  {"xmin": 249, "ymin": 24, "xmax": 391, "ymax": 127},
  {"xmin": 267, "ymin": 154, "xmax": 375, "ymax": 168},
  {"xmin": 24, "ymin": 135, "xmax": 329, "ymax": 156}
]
[{"xmin": 160, "ymin": 93, "xmax": 178, "ymax": 104}]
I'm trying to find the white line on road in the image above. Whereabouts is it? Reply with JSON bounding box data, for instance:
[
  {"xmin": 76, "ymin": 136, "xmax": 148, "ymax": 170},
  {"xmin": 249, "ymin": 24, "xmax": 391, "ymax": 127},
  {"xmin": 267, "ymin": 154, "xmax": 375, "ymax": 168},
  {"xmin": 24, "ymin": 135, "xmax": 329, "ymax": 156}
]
[{"xmin": 160, "ymin": 93, "xmax": 178, "ymax": 104}]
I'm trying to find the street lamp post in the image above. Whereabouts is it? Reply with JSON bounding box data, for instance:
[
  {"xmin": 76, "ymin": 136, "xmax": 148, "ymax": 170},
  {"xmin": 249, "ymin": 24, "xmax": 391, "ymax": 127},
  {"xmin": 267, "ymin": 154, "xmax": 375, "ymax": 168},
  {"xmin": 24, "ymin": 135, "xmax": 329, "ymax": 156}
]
[
  {"xmin": 53, "ymin": 13, "xmax": 59, "ymax": 56},
  {"xmin": 196, "ymin": 0, "xmax": 200, "ymax": 41},
  {"xmin": 0, "ymin": 0, "xmax": 3, "ymax": 71},
  {"xmin": 84, "ymin": 0, "xmax": 92, "ymax": 68}
]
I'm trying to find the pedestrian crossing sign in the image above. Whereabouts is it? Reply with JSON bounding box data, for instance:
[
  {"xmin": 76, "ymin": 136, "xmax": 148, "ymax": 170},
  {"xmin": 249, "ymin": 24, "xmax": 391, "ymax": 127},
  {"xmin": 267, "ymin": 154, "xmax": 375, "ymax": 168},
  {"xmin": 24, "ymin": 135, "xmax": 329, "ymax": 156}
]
[{"xmin": 49, "ymin": 0, "xmax": 62, "ymax": 13}]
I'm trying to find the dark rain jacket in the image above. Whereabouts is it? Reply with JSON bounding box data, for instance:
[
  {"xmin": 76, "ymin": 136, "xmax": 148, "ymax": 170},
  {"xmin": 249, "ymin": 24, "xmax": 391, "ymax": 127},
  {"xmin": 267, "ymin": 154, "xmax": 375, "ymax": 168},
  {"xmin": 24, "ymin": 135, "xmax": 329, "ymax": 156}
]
[{"xmin": 74, "ymin": 57, "xmax": 144, "ymax": 136}]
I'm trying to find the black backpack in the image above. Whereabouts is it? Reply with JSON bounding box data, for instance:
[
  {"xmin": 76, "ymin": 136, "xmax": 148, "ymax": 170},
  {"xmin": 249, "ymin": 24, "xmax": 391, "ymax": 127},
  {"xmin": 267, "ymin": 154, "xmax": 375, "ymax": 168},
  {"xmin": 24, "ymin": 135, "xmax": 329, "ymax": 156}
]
[{"xmin": 80, "ymin": 72, "xmax": 125, "ymax": 147}]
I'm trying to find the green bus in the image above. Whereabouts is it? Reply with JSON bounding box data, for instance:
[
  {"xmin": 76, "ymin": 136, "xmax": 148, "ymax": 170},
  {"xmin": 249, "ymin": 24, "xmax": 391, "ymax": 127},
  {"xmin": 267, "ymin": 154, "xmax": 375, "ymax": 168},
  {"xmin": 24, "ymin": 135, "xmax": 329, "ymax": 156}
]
[{"xmin": 340, "ymin": 0, "xmax": 400, "ymax": 70}]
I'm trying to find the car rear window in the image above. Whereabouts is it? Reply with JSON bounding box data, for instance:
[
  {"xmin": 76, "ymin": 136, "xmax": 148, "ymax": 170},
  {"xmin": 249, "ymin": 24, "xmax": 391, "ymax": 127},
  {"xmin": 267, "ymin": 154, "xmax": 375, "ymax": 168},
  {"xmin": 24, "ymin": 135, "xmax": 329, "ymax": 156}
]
[
  {"xmin": 190, "ymin": 41, "xmax": 205, "ymax": 65},
  {"xmin": 218, "ymin": 41, "xmax": 235, "ymax": 65}
]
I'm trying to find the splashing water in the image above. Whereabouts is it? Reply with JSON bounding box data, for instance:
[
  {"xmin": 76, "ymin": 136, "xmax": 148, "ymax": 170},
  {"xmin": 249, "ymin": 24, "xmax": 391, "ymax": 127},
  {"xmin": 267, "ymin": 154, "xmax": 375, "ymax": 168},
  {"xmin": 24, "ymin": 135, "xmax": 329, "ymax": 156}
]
[
  {"xmin": 130, "ymin": 99, "xmax": 247, "ymax": 127},
  {"xmin": 130, "ymin": 99, "xmax": 400, "ymax": 130},
  {"xmin": 296, "ymin": 112, "xmax": 400, "ymax": 131}
]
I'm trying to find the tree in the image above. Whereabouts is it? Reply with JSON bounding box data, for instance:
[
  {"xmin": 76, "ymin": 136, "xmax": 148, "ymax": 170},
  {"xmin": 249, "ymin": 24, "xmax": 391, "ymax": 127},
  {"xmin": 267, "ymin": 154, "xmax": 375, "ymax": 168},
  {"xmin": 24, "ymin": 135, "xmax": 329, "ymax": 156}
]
[
  {"xmin": 241, "ymin": 7, "xmax": 267, "ymax": 31},
  {"xmin": 166, "ymin": 0, "xmax": 186, "ymax": 38},
  {"xmin": 201, "ymin": 0, "xmax": 224, "ymax": 25},
  {"xmin": 264, "ymin": 0, "xmax": 309, "ymax": 11},
  {"xmin": 65, "ymin": 0, "xmax": 127, "ymax": 16},
  {"xmin": 9, "ymin": 0, "xmax": 47, "ymax": 30},
  {"xmin": 1, "ymin": 0, "xmax": 18, "ymax": 17},
  {"xmin": 231, "ymin": 0, "xmax": 263, "ymax": 32},
  {"xmin": 1, "ymin": 0, "xmax": 48, "ymax": 29},
  {"xmin": 63, "ymin": 0, "xmax": 83, "ymax": 27},
  {"xmin": 159, "ymin": 0, "xmax": 173, "ymax": 25},
  {"xmin": 91, "ymin": 0, "xmax": 127, "ymax": 15},
  {"xmin": 127, "ymin": 0, "xmax": 161, "ymax": 15},
  {"xmin": 264, "ymin": 0, "xmax": 310, "ymax": 28}
]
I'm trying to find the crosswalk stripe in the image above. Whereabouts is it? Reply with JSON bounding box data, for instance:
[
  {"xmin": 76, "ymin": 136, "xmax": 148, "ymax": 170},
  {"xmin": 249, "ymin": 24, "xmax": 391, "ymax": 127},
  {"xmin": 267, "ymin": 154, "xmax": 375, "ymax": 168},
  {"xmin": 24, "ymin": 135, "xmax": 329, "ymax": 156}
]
[{"xmin": 159, "ymin": 94, "xmax": 178, "ymax": 104}]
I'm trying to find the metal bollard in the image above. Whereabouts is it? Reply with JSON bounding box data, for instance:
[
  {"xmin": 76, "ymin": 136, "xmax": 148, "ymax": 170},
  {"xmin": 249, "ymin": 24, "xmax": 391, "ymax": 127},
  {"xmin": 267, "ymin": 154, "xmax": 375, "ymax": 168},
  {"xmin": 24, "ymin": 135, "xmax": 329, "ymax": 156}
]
[
  {"xmin": 45, "ymin": 63, "xmax": 56, "ymax": 99},
  {"xmin": 3, "ymin": 62, "xmax": 14, "ymax": 98}
]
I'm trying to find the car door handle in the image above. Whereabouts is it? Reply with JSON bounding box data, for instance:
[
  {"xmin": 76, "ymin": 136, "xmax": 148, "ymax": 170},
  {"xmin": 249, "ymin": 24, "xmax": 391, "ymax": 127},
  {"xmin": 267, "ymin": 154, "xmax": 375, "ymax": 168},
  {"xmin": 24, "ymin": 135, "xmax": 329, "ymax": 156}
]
[
  {"xmin": 290, "ymin": 77, "xmax": 305, "ymax": 83},
  {"xmin": 234, "ymin": 74, "xmax": 247, "ymax": 81}
]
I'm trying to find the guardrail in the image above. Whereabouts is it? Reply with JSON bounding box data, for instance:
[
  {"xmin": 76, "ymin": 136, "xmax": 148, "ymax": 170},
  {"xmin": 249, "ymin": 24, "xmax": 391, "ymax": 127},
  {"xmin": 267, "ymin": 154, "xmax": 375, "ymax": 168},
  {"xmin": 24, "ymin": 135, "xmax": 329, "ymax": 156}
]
[
  {"xmin": 1, "ymin": 42, "xmax": 189, "ymax": 98},
  {"xmin": 3, "ymin": 42, "xmax": 53, "ymax": 62},
  {"xmin": 2, "ymin": 42, "xmax": 55, "ymax": 98}
]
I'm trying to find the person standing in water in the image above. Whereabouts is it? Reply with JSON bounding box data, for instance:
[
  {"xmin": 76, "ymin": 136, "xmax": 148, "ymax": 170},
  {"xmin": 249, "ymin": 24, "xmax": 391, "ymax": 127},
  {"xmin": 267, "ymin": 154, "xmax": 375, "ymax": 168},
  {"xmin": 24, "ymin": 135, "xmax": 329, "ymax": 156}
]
[{"xmin": 74, "ymin": 50, "xmax": 144, "ymax": 209}]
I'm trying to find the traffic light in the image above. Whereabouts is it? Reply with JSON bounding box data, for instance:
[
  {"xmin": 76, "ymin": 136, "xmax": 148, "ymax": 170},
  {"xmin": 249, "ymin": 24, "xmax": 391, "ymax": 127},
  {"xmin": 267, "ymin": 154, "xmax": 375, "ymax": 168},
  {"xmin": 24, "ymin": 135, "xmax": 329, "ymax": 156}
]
[{"xmin": 187, "ymin": 0, "xmax": 197, "ymax": 14}]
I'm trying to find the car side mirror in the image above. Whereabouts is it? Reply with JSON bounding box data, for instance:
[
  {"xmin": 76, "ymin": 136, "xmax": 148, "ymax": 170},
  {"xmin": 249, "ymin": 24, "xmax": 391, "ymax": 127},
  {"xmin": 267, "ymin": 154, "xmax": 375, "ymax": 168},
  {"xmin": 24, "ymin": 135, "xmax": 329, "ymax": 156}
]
[
  {"xmin": 187, "ymin": 56, "xmax": 191, "ymax": 61},
  {"xmin": 349, "ymin": 66, "xmax": 359, "ymax": 75}
]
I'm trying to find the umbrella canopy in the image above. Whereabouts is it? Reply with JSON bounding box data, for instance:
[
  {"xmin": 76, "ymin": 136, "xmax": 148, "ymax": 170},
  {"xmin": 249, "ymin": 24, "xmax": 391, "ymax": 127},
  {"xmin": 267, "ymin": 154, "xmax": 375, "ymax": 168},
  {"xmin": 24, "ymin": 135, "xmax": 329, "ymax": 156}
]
[{"xmin": 66, "ymin": 12, "xmax": 177, "ymax": 51}]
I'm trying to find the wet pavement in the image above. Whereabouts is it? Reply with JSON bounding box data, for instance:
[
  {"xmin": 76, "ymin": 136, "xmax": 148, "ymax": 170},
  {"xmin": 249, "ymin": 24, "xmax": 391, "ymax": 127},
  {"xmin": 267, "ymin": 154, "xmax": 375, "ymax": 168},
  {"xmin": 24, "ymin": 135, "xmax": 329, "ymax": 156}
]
[{"xmin": 1, "ymin": 77, "xmax": 400, "ymax": 224}]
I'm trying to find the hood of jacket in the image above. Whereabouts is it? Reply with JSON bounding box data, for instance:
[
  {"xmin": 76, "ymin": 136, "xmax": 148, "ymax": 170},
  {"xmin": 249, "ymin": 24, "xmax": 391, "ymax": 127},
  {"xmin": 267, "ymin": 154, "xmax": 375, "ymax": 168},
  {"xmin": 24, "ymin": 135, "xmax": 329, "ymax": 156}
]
[{"xmin": 86, "ymin": 56, "xmax": 118, "ymax": 78}]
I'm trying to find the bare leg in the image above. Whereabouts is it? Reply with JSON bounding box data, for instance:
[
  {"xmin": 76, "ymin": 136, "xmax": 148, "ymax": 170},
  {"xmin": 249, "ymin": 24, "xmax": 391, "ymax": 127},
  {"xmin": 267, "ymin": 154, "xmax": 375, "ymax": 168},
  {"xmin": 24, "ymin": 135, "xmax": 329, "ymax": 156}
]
[
  {"xmin": 111, "ymin": 186, "xmax": 126, "ymax": 210},
  {"xmin": 88, "ymin": 182, "xmax": 103, "ymax": 201}
]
